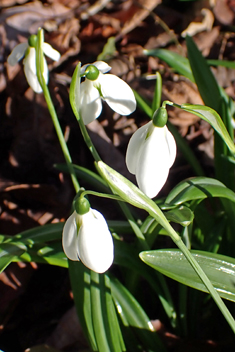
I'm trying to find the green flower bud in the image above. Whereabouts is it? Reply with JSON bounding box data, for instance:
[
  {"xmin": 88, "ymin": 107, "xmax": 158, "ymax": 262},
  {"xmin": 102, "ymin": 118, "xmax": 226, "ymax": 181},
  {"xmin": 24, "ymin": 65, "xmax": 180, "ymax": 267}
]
[
  {"xmin": 152, "ymin": 107, "xmax": 168, "ymax": 128},
  {"xmin": 85, "ymin": 65, "xmax": 99, "ymax": 81},
  {"xmin": 75, "ymin": 196, "xmax": 90, "ymax": 215},
  {"xmin": 28, "ymin": 35, "xmax": 37, "ymax": 48}
]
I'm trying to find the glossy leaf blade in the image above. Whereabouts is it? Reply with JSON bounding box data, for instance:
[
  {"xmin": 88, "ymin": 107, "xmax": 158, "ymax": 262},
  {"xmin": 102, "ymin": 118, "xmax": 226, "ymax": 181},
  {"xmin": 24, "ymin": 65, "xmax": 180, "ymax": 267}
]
[
  {"xmin": 144, "ymin": 48, "xmax": 194, "ymax": 82},
  {"xmin": 90, "ymin": 272, "xmax": 125, "ymax": 352},
  {"xmin": 186, "ymin": 35, "xmax": 221, "ymax": 110},
  {"xmin": 0, "ymin": 242, "xmax": 27, "ymax": 273},
  {"xmin": 69, "ymin": 261, "xmax": 98, "ymax": 351},
  {"xmin": 165, "ymin": 177, "xmax": 235, "ymax": 205},
  {"xmin": 179, "ymin": 104, "xmax": 235, "ymax": 155},
  {"xmin": 165, "ymin": 206, "xmax": 194, "ymax": 226},
  {"xmin": 140, "ymin": 249, "xmax": 235, "ymax": 302},
  {"xmin": 110, "ymin": 276, "xmax": 166, "ymax": 352}
]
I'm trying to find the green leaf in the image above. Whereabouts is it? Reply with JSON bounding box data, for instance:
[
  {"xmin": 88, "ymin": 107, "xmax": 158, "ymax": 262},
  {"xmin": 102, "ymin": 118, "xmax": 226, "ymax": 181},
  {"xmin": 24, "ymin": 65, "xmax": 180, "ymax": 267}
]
[
  {"xmin": 144, "ymin": 48, "xmax": 194, "ymax": 82},
  {"xmin": 186, "ymin": 36, "xmax": 221, "ymax": 110},
  {"xmin": 0, "ymin": 242, "xmax": 27, "ymax": 273},
  {"xmin": 165, "ymin": 205, "xmax": 194, "ymax": 226},
  {"xmin": 133, "ymin": 90, "xmax": 152, "ymax": 118},
  {"xmin": 69, "ymin": 262, "xmax": 125, "ymax": 352},
  {"xmin": 69, "ymin": 63, "xmax": 81, "ymax": 120},
  {"xmin": 69, "ymin": 261, "xmax": 98, "ymax": 351},
  {"xmin": 140, "ymin": 249, "xmax": 235, "ymax": 302},
  {"xmin": 207, "ymin": 59, "xmax": 235, "ymax": 69},
  {"xmin": 177, "ymin": 104, "xmax": 235, "ymax": 155},
  {"xmin": 167, "ymin": 122, "xmax": 204, "ymax": 176},
  {"xmin": 90, "ymin": 272, "xmax": 125, "ymax": 352},
  {"xmin": 97, "ymin": 37, "xmax": 116, "ymax": 61},
  {"xmin": 55, "ymin": 163, "xmax": 110, "ymax": 193},
  {"xmin": 165, "ymin": 177, "xmax": 235, "ymax": 205},
  {"xmin": 114, "ymin": 239, "xmax": 177, "ymax": 328},
  {"xmin": 11, "ymin": 222, "xmax": 63, "ymax": 245},
  {"xmin": 110, "ymin": 275, "xmax": 166, "ymax": 352}
]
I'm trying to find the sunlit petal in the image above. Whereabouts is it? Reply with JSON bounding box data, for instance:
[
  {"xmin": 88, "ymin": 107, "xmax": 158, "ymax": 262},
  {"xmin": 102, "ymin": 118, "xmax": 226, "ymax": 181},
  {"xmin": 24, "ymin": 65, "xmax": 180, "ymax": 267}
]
[
  {"xmin": 23, "ymin": 48, "xmax": 41, "ymax": 93},
  {"xmin": 62, "ymin": 211, "xmax": 79, "ymax": 261},
  {"xmin": 7, "ymin": 42, "xmax": 28, "ymax": 66},
  {"xmin": 80, "ymin": 80, "xmax": 102, "ymax": 124},
  {"xmin": 136, "ymin": 126, "xmax": 171, "ymax": 198},
  {"xmin": 93, "ymin": 61, "xmax": 111, "ymax": 73},
  {"xmin": 126, "ymin": 123, "xmax": 177, "ymax": 199},
  {"xmin": 165, "ymin": 127, "xmax": 177, "ymax": 167},
  {"xmin": 77, "ymin": 209, "xmax": 114, "ymax": 273},
  {"xmin": 126, "ymin": 121, "xmax": 152, "ymax": 174},
  {"xmin": 42, "ymin": 42, "xmax": 61, "ymax": 61},
  {"xmin": 99, "ymin": 74, "xmax": 136, "ymax": 115},
  {"xmin": 23, "ymin": 48, "xmax": 48, "ymax": 93}
]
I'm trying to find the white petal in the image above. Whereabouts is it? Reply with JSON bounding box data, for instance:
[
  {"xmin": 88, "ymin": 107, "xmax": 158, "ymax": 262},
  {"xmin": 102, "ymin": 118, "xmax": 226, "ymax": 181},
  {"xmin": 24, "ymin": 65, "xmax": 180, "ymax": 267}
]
[
  {"xmin": 99, "ymin": 74, "xmax": 136, "ymax": 115},
  {"xmin": 7, "ymin": 42, "xmax": 28, "ymax": 66},
  {"xmin": 93, "ymin": 61, "xmax": 111, "ymax": 73},
  {"xmin": 77, "ymin": 209, "xmax": 114, "ymax": 273},
  {"xmin": 23, "ymin": 47, "xmax": 48, "ymax": 93},
  {"xmin": 165, "ymin": 127, "xmax": 177, "ymax": 167},
  {"xmin": 80, "ymin": 80, "xmax": 102, "ymax": 124},
  {"xmin": 80, "ymin": 64, "xmax": 90, "ymax": 75},
  {"xmin": 135, "ymin": 126, "xmax": 176, "ymax": 198},
  {"xmin": 81, "ymin": 61, "xmax": 111, "ymax": 75},
  {"xmin": 62, "ymin": 211, "xmax": 80, "ymax": 261},
  {"xmin": 43, "ymin": 42, "xmax": 60, "ymax": 61},
  {"xmin": 126, "ymin": 121, "xmax": 152, "ymax": 174}
]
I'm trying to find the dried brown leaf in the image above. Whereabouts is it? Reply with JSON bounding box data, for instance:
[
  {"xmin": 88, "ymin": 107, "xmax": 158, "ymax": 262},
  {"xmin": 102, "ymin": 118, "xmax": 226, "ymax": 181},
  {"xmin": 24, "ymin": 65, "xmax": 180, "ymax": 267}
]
[
  {"xmin": 117, "ymin": 0, "xmax": 162, "ymax": 38},
  {"xmin": 2, "ymin": 1, "xmax": 72, "ymax": 34}
]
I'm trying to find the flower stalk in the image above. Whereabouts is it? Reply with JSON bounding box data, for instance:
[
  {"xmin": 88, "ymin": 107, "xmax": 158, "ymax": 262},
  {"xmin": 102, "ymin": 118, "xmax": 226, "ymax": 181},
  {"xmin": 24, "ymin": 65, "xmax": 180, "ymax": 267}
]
[{"xmin": 35, "ymin": 28, "xmax": 80, "ymax": 193}]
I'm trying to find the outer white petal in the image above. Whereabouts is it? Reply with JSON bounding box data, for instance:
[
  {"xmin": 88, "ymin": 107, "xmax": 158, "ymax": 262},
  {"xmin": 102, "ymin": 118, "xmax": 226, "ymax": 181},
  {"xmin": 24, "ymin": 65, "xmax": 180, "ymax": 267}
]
[
  {"xmin": 80, "ymin": 80, "xmax": 102, "ymax": 124},
  {"xmin": 23, "ymin": 47, "xmax": 48, "ymax": 93},
  {"xmin": 93, "ymin": 61, "xmax": 111, "ymax": 73},
  {"xmin": 77, "ymin": 209, "xmax": 114, "ymax": 273},
  {"xmin": 165, "ymin": 127, "xmax": 177, "ymax": 167},
  {"xmin": 126, "ymin": 121, "xmax": 152, "ymax": 174},
  {"xmin": 62, "ymin": 211, "xmax": 80, "ymax": 261},
  {"xmin": 81, "ymin": 61, "xmax": 111, "ymax": 75},
  {"xmin": 99, "ymin": 74, "xmax": 136, "ymax": 115},
  {"xmin": 7, "ymin": 42, "xmax": 28, "ymax": 66},
  {"xmin": 42, "ymin": 42, "xmax": 61, "ymax": 61},
  {"xmin": 135, "ymin": 126, "xmax": 176, "ymax": 198}
]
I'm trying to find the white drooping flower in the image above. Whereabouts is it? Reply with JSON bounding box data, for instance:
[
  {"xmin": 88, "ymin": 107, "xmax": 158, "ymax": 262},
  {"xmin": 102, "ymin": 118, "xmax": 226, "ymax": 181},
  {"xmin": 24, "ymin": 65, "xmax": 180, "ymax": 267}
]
[
  {"xmin": 126, "ymin": 119, "xmax": 177, "ymax": 199},
  {"xmin": 79, "ymin": 61, "xmax": 136, "ymax": 124},
  {"xmin": 62, "ymin": 208, "xmax": 114, "ymax": 273},
  {"xmin": 7, "ymin": 35, "xmax": 60, "ymax": 93}
]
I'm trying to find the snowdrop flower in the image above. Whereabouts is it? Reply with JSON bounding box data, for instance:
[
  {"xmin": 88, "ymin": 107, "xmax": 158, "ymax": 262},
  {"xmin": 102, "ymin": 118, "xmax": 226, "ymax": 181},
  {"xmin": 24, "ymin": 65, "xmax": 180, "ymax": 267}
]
[
  {"xmin": 80, "ymin": 61, "xmax": 136, "ymax": 124},
  {"xmin": 7, "ymin": 34, "xmax": 60, "ymax": 93},
  {"xmin": 62, "ymin": 198, "xmax": 114, "ymax": 273},
  {"xmin": 126, "ymin": 107, "xmax": 176, "ymax": 199}
]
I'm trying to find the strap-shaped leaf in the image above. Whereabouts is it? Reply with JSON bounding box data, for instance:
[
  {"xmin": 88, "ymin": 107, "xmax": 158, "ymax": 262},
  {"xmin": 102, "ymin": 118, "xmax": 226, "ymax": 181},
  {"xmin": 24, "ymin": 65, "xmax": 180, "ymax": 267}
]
[
  {"xmin": 179, "ymin": 104, "xmax": 235, "ymax": 155},
  {"xmin": 69, "ymin": 261, "xmax": 98, "ymax": 350},
  {"xmin": 0, "ymin": 242, "xmax": 27, "ymax": 273},
  {"xmin": 144, "ymin": 48, "xmax": 194, "ymax": 82},
  {"xmin": 90, "ymin": 271, "xmax": 125, "ymax": 352},
  {"xmin": 186, "ymin": 35, "xmax": 222, "ymax": 110},
  {"xmin": 165, "ymin": 206, "xmax": 194, "ymax": 226},
  {"xmin": 110, "ymin": 275, "xmax": 166, "ymax": 352},
  {"xmin": 140, "ymin": 249, "xmax": 235, "ymax": 302},
  {"xmin": 69, "ymin": 261, "xmax": 125, "ymax": 352},
  {"xmin": 10, "ymin": 222, "xmax": 63, "ymax": 244},
  {"xmin": 165, "ymin": 177, "xmax": 235, "ymax": 205}
]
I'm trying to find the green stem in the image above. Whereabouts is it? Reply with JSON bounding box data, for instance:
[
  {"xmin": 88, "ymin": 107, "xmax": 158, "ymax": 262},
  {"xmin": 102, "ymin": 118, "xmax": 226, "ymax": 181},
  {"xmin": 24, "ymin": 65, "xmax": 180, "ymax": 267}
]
[
  {"xmin": 69, "ymin": 64, "xmax": 100, "ymax": 162},
  {"xmin": 36, "ymin": 28, "xmax": 79, "ymax": 193}
]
